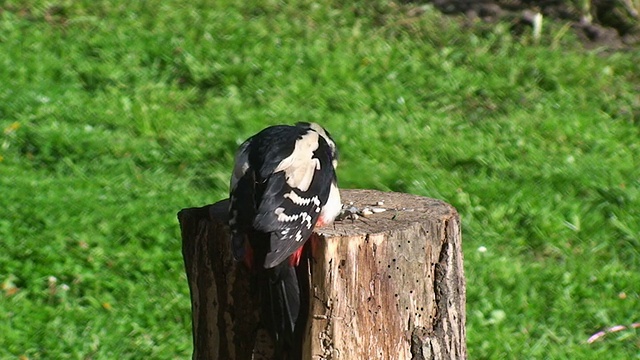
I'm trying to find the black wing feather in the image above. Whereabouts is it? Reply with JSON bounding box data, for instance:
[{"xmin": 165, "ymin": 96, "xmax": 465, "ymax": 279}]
[
  {"xmin": 256, "ymin": 129, "xmax": 334, "ymax": 268},
  {"xmin": 255, "ymin": 172, "xmax": 327, "ymax": 267},
  {"xmin": 230, "ymin": 124, "xmax": 336, "ymax": 268}
]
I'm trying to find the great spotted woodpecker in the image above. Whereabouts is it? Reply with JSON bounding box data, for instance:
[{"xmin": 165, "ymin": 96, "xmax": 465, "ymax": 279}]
[{"xmin": 228, "ymin": 122, "xmax": 341, "ymax": 358}]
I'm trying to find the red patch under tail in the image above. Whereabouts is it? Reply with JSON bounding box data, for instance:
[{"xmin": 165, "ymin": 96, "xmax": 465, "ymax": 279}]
[{"xmin": 289, "ymin": 246, "xmax": 304, "ymax": 267}]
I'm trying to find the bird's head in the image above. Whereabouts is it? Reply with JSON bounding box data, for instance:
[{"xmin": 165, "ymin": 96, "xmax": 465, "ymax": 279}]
[{"xmin": 296, "ymin": 122, "xmax": 338, "ymax": 169}]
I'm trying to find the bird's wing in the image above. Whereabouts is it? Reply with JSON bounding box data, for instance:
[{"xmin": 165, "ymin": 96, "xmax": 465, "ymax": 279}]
[
  {"xmin": 253, "ymin": 130, "xmax": 334, "ymax": 268},
  {"xmin": 229, "ymin": 138, "xmax": 255, "ymax": 259}
]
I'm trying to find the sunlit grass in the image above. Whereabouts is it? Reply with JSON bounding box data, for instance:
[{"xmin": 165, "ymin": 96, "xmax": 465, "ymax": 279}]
[{"xmin": 1, "ymin": 1, "xmax": 639, "ymax": 358}]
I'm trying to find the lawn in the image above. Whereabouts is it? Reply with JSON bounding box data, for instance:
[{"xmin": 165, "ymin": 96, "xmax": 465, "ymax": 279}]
[{"xmin": 1, "ymin": 0, "xmax": 639, "ymax": 358}]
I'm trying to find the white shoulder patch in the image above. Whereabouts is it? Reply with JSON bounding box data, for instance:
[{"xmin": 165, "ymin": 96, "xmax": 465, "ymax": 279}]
[{"xmin": 274, "ymin": 130, "xmax": 321, "ymax": 192}]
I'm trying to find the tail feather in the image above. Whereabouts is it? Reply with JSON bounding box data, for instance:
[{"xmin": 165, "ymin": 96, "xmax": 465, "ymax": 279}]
[{"xmin": 267, "ymin": 262, "xmax": 300, "ymax": 358}]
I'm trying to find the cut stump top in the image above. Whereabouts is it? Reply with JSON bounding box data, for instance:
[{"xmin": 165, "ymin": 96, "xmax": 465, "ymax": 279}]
[
  {"xmin": 317, "ymin": 189, "xmax": 458, "ymax": 237},
  {"xmin": 205, "ymin": 189, "xmax": 458, "ymax": 238}
]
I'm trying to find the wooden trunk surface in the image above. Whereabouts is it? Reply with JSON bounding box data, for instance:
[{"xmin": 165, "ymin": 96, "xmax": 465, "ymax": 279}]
[{"xmin": 178, "ymin": 189, "xmax": 466, "ymax": 360}]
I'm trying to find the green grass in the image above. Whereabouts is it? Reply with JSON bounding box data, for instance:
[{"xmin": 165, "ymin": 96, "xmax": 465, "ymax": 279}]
[{"xmin": 1, "ymin": 0, "xmax": 639, "ymax": 358}]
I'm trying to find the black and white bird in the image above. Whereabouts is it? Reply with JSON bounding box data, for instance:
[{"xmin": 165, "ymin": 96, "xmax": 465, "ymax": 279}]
[{"xmin": 228, "ymin": 122, "xmax": 341, "ymax": 358}]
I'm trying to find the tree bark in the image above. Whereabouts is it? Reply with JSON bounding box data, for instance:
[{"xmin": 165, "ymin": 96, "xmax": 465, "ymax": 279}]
[{"xmin": 178, "ymin": 189, "xmax": 466, "ymax": 360}]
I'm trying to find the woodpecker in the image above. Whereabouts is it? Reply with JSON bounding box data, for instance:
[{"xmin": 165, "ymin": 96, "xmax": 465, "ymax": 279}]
[{"xmin": 228, "ymin": 122, "xmax": 341, "ymax": 358}]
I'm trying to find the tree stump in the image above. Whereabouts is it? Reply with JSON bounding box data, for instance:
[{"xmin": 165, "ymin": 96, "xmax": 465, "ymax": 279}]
[{"xmin": 178, "ymin": 189, "xmax": 466, "ymax": 360}]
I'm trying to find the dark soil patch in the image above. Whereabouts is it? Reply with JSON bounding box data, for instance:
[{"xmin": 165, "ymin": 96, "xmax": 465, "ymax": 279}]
[{"xmin": 422, "ymin": 0, "xmax": 640, "ymax": 49}]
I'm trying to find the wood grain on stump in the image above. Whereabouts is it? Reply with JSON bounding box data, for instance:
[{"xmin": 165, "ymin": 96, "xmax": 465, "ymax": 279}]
[{"xmin": 178, "ymin": 189, "xmax": 466, "ymax": 360}]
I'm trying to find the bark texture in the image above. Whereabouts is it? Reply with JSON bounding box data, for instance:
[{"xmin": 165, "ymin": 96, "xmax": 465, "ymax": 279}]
[{"xmin": 178, "ymin": 189, "xmax": 466, "ymax": 360}]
